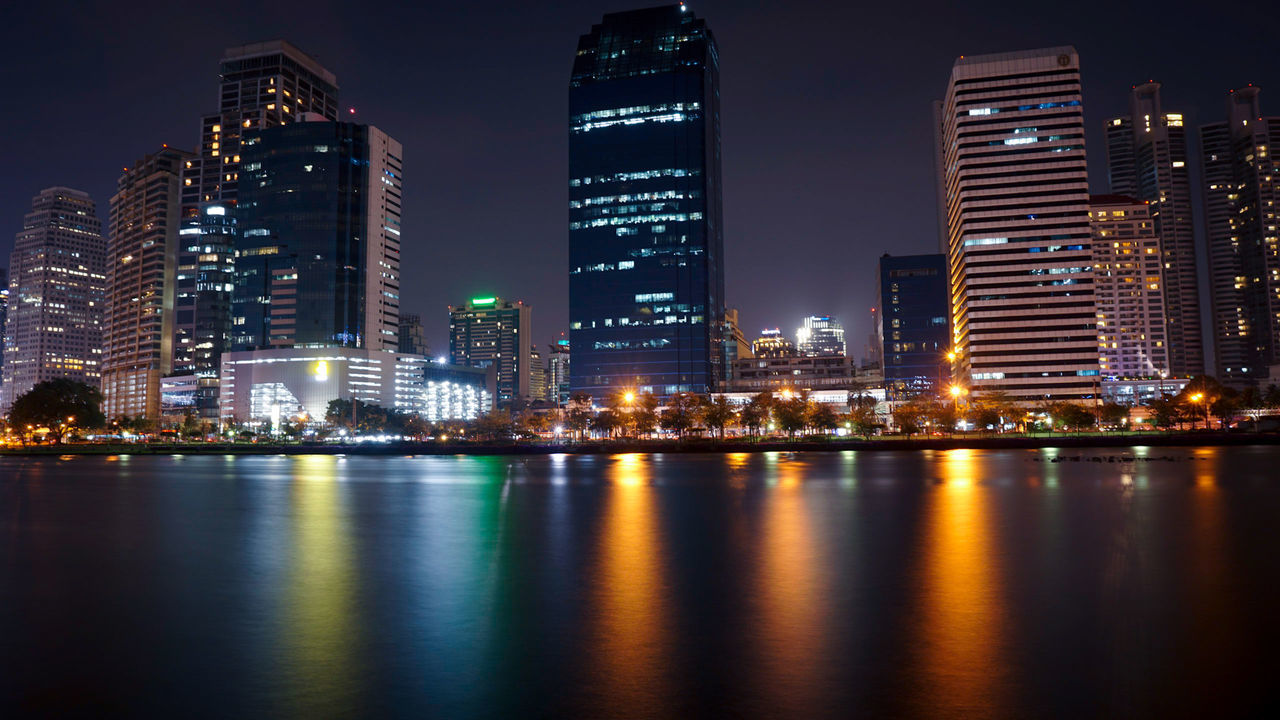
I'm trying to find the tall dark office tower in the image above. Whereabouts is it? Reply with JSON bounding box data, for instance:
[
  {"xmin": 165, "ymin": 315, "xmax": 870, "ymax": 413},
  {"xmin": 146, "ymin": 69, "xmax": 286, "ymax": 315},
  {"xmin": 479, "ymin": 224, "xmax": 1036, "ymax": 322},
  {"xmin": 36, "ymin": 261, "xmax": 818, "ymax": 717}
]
[
  {"xmin": 1201, "ymin": 87, "xmax": 1280, "ymax": 385},
  {"xmin": 0, "ymin": 268, "xmax": 8, "ymax": 396},
  {"xmin": 449, "ymin": 297, "xmax": 532, "ymax": 408},
  {"xmin": 104, "ymin": 148, "xmax": 193, "ymax": 419},
  {"xmin": 1, "ymin": 188, "xmax": 106, "ymax": 411},
  {"xmin": 938, "ymin": 48, "xmax": 1099, "ymax": 402},
  {"xmin": 568, "ymin": 5, "xmax": 725, "ymax": 400},
  {"xmin": 232, "ymin": 120, "xmax": 402, "ymax": 352},
  {"xmin": 398, "ymin": 313, "xmax": 428, "ymax": 356},
  {"xmin": 176, "ymin": 41, "xmax": 340, "ymax": 417},
  {"xmin": 878, "ymin": 254, "xmax": 950, "ymax": 400},
  {"xmin": 1103, "ymin": 83, "xmax": 1203, "ymax": 376}
]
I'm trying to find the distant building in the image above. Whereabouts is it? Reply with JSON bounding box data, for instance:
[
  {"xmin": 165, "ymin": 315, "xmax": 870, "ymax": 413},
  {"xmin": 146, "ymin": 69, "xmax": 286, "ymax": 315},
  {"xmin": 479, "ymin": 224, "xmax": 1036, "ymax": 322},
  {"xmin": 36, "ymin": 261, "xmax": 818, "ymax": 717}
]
[
  {"xmin": 233, "ymin": 119, "xmax": 402, "ymax": 351},
  {"xmin": 720, "ymin": 308, "xmax": 751, "ymax": 386},
  {"xmin": 1201, "ymin": 87, "xmax": 1280, "ymax": 385},
  {"xmin": 1090, "ymin": 196, "xmax": 1169, "ymax": 379},
  {"xmin": 103, "ymin": 148, "xmax": 192, "ymax": 419},
  {"xmin": 1104, "ymin": 83, "xmax": 1203, "ymax": 376},
  {"xmin": 0, "ymin": 268, "xmax": 8, "ymax": 395},
  {"xmin": 219, "ymin": 347, "xmax": 431, "ymax": 426},
  {"xmin": 796, "ymin": 315, "xmax": 846, "ymax": 357},
  {"xmin": 938, "ymin": 47, "xmax": 1100, "ymax": 401},
  {"xmin": 547, "ymin": 338, "xmax": 571, "ymax": 406},
  {"xmin": 568, "ymin": 5, "xmax": 725, "ymax": 399},
  {"xmin": 424, "ymin": 361, "xmax": 494, "ymax": 421},
  {"xmin": 529, "ymin": 345, "xmax": 547, "ymax": 404},
  {"xmin": 728, "ymin": 355, "xmax": 862, "ymax": 393},
  {"xmin": 2, "ymin": 188, "xmax": 106, "ymax": 411},
  {"xmin": 752, "ymin": 328, "xmax": 796, "ymax": 358},
  {"xmin": 449, "ymin": 296, "xmax": 531, "ymax": 407},
  {"xmin": 878, "ymin": 254, "xmax": 949, "ymax": 400},
  {"xmin": 1101, "ymin": 377, "xmax": 1187, "ymax": 406},
  {"xmin": 398, "ymin": 313, "xmax": 428, "ymax": 356}
]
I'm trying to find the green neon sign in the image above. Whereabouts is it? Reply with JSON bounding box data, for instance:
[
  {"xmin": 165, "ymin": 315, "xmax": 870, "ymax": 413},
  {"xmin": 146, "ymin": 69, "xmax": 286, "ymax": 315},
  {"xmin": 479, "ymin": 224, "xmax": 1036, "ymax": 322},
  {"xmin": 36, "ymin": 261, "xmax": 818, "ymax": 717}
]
[{"xmin": 471, "ymin": 296, "xmax": 497, "ymax": 306}]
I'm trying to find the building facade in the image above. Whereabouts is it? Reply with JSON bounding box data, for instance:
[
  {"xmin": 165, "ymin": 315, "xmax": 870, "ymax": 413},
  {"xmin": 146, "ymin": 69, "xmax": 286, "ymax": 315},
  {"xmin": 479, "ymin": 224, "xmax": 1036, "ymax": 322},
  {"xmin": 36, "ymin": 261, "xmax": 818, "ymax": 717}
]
[
  {"xmin": 1090, "ymin": 196, "xmax": 1169, "ymax": 379},
  {"xmin": 751, "ymin": 328, "xmax": 796, "ymax": 358},
  {"xmin": 177, "ymin": 41, "xmax": 340, "ymax": 417},
  {"xmin": 728, "ymin": 355, "xmax": 862, "ymax": 393},
  {"xmin": 547, "ymin": 338, "xmax": 571, "ymax": 406},
  {"xmin": 448, "ymin": 297, "xmax": 532, "ymax": 407},
  {"xmin": 1201, "ymin": 87, "xmax": 1280, "ymax": 385},
  {"xmin": 398, "ymin": 313, "xmax": 428, "ymax": 355},
  {"xmin": 938, "ymin": 47, "xmax": 1100, "ymax": 402},
  {"xmin": 1103, "ymin": 83, "xmax": 1203, "ymax": 376},
  {"xmin": 796, "ymin": 315, "xmax": 846, "ymax": 357},
  {"xmin": 232, "ymin": 119, "xmax": 402, "ymax": 352},
  {"xmin": 568, "ymin": 5, "xmax": 725, "ymax": 400},
  {"xmin": 103, "ymin": 148, "xmax": 192, "ymax": 419},
  {"xmin": 878, "ymin": 253, "xmax": 950, "ymax": 400},
  {"xmin": 1, "ymin": 188, "xmax": 106, "ymax": 410}
]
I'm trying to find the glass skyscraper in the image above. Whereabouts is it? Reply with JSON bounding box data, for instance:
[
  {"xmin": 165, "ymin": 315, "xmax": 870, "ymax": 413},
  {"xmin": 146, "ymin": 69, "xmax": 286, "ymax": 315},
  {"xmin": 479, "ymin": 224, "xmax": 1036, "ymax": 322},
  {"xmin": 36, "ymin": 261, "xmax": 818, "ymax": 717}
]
[
  {"xmin": 878, "ymin": 254, "xmax": 950, "ymax": 400},
  {"xmin": 568, "ymin": 4, "xmax": 725, "ymax": 400}
]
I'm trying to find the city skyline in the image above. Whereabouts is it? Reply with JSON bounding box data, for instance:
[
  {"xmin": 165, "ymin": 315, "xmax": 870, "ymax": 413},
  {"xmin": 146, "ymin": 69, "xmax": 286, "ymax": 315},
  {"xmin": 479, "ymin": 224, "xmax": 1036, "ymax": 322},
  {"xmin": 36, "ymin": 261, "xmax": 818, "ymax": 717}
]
[{"xmin": 3, "ymin": 1, "xmax": 1274, "ymax": 365}]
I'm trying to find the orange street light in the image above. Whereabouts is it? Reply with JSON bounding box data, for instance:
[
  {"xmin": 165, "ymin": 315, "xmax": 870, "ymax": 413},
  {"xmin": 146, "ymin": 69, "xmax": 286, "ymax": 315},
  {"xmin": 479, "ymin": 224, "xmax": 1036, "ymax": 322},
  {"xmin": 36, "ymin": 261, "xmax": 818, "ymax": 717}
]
[
  {"xmin": 946, "ymin": 350, "xmax": 957, "ymax": 362},
  {"xmin": 623, "ymin": 391, "xmax": 635, "ymax": 405},
  {"xmin": 949, "ymin": 385, "xmax": 963, "ymax": 398}
]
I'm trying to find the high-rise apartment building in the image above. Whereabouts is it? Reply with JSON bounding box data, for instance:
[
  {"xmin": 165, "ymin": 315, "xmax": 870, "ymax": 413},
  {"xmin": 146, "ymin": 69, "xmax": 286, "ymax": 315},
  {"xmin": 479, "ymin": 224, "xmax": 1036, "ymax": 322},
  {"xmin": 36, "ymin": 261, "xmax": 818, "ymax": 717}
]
[
  {"xmin": 232, "ymin": 119, "xmax": 402, "ymax": 351},
  {"xmin": 0, "ymin": 268, "xmax": 8, "ymax": 396},
  {"xmin": 449, "ymin": 297, "xmax": 532, "ymax": 407},
  {"xmin": 1103, "ymin": 83, "xmax": 1202, "ymax": 376},
  {"xmin": 177, "ymin": 41, "xmax": 340, "ymax": 417},
  {"xmin": 568, "ymin": 5, "xmax": 725, "ymax": 400},
  {"xmin": 1, "ymin": 188, "xmax": 106, "ymax": 410},
  {"xmin": 547, "ymin": 338, "xmax": 571, "ymax": 406},
  {"xmin": 751, "ymin": 328, "xmax": 796, "ymax": 358},
  {"xmin": 796, "ymin": 315, "xmax": 847, "ymax": 357},
  {"xmin": 398, "ymin": 313, "xmax": 428, "ymax": 356},
  {"xmin": 1090, "ymin": 196, "xmax": 1169, "ymax": 379},
  {"xmin": 1201, "ymin": 87, "xmax": 1280, "ymax": 385},
  {"xmin": 103, "ymin": 148, "xmax": 193, "ymax": 419},
  {"xmin": 878, "ymin": 254, "xmax": 950, "ymax": 400},
  {"xmin": 938, "ymin": 47, "xmax": 1100, "ymax": 402}
]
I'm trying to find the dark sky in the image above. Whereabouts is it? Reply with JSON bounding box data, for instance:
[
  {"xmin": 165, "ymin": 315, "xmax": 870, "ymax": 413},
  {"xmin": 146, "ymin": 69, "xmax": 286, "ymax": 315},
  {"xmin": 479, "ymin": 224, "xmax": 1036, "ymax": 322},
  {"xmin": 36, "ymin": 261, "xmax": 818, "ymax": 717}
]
[{"xmin": 3, "ymin": 0, "xmax": 1277, "ymax": 356}]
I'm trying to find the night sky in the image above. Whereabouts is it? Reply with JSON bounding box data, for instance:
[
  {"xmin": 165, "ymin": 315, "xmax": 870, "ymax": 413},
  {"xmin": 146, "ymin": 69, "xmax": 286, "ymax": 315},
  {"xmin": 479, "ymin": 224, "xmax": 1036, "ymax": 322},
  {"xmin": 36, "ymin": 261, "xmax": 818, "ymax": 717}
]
[{"xmin": 3, "ymin": 0, "xmax": 1276, "ymax": 357}]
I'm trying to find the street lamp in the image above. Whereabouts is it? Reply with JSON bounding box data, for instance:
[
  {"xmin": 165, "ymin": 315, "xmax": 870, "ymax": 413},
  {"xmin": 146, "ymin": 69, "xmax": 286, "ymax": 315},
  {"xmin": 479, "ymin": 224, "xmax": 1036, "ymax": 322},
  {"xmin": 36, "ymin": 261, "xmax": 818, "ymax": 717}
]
[{"xmin": 1189, "ymin": 392, "xmax": 1209, "ymax": 429}]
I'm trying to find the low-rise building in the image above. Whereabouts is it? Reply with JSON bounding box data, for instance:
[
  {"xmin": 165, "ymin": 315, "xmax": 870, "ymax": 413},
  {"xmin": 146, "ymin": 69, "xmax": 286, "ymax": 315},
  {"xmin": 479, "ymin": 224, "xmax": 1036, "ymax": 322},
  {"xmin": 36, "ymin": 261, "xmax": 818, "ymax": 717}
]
[{"xmin": 728, "ymin": 355, "xmax": 865, "ymax": 393}]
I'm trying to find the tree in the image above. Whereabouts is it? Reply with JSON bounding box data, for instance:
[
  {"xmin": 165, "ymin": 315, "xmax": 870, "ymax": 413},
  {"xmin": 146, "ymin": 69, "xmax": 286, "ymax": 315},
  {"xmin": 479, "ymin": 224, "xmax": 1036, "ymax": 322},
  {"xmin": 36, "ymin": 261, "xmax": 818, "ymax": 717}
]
[
  {"xmin": 474, "ymin": 410, "xmax": 514, "ymax": 441},
  {"xmin": 804, "ymin": 401, "xmax": 839, "ymax": 435},
  {"xmin": 9, "ymin": 379, "xmax": 104, "ymax": 441},
  {"xmin": 1264, "ymin": 384, "xmax": 1280, "ymax": 409},
  {"xmin": 565, "ymin": 392, "xmax": 593, "ymax": 439},
  {"xmin": 661, "ymin": 392, "xmax": 703, "ymax": 438},
  {"xmin": 1146, "ymin": 398, "xmax": 1181, "ymax": 431},
  {"xmin": 632, "ymin": 392, "xmax": 660, "ymax": 437},
  {"xmin": 1055, "ymin": 403, "xmax": 1096, "ymax": 432},
  {"xmin": 700, "ymin": 396, "xmax": 735, "ymax": 439},
  {"xmin": 773, "ymin": 396, "xmax": 808, "ymax": 438},
  {"xmin": 591, "ymin": 409, "xmax": 623, "ymax": 438},
  {"xmin": 741, "ymin": 391, "xmax": 773, "ymax": 438},
  {"xmin": 924, "ymin": 400, "xmax": 957, "ymax": 435},
  {"xmin": 1097, "ymin": 402, "xmax": 1130, "ymax": 430},
  {"xmin": 516, "ymin": 411, "xmax": 550, "ymax": 439},
  {"xmin": 893, "ymin": 400, "xmax": 926, "ymax": 437}
]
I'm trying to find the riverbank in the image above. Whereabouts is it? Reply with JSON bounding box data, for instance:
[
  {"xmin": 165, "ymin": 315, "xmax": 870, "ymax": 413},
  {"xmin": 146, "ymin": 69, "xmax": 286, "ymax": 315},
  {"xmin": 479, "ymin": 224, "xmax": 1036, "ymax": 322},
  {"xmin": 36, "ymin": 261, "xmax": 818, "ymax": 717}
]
[{"xmin": 3, "ymin": 431, "xmax": 1277, "ymax": 456}]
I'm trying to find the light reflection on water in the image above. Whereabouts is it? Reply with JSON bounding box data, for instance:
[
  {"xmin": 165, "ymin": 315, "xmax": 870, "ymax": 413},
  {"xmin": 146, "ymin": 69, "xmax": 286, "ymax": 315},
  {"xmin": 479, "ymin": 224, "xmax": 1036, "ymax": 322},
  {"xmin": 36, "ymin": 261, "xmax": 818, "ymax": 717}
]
[{"xmin": 1, "ymin": 447, "xmax": 1278, "ymax": 718}]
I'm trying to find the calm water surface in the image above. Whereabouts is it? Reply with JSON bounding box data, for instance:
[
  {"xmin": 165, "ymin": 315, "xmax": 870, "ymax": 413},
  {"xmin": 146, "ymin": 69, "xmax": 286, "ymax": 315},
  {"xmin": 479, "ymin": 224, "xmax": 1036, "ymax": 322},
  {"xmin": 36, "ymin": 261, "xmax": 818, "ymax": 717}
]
[{"xmin": 2, "ymin": 447, "xmax": 1279, "ymax": 718}]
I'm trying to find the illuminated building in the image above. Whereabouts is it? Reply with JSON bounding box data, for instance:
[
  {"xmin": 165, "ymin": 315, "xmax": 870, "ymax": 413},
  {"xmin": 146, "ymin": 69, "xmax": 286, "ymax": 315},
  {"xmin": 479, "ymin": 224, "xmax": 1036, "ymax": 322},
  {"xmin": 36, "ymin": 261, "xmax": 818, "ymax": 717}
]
[
  {"xmin": 796, "ymin": 315, "xmax": 846, "ymax": 357},
  {"xmin": 424, "ymin": 361, "xmax": 493, "ymax": 421},
  {"xmin": 0, "ymin": 269, "xmax": 8, "ymax": 396},
  {"xmin": 218, "ymin": 347, "xmax": 430, "ymax": 426},
  {"xmin": 177, "ymin": 41, "xmax": 340, "ymax": 417},
  {"xmin": 529, "ymin": 345, "xmax": 547, "ymax": 403},
  {"xmin": 448, "ymin": 296, "xmax": 532, "ymax": 407},
  {"xmin": 547, "ymin": 338, "xmax": 571, "ymax": 406},
  {"xmin": 878, "ymin": 253, "xmax": 949, "ymax": 400},
  {"xmin": 728, "ymin": 355, "xmax": 861, "ymax": 393},
  {"xmin": 937, "ymin": 47, "xmax": 1100, "ymax": 402},
  {"xmin": 568, "ymin": 5, "xmax": 725, "ymax": 400},
  {"xmin": 1090, "ymin": 196, "xmax": 1169, "ymax": 379},
  {"xmin": 232, "ymin": 119, "xmax": 402, "ymax": 351},
  {"xmin": 1200, "ymin": 87, "xmax": 1280, "ymax": 385},
  {"xmin": 103, "ymin": 148, "xmax": 193, "ymax": 419},
  {"xmin": 1104, "ymin": 83, "xmax": 1203, "ymax": 376},
  {"xmin": 751, "ymin": 328, "xmax": 796, "ymax": 358},
  {"xmin": 1, "ymin": 188, "xmax": 106, "ymax": 411}
]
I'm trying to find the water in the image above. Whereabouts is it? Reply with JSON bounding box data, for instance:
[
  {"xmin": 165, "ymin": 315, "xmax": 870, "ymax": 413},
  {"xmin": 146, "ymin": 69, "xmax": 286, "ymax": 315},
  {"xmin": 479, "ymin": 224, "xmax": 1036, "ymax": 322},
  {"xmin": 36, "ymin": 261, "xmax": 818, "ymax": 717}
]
[{"xmin": 2, "ymin": 447, "xmax": 1278, "ymax": 718}]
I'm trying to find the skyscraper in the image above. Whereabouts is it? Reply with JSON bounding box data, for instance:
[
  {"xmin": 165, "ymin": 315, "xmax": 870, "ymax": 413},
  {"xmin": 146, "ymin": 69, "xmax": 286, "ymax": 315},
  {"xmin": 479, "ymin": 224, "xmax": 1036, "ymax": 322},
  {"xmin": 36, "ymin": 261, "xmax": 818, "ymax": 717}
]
[
  {"xmin": 547, "ymin": 338, "xmax": 571, "ymax": 406},
  {"xmin": 1103, "ymin": 83, "xmax": 1203, "ymax": 376},
  {"xmin": 1, "ymin": 188, "xmax": 106, "ymax": 410},
  {"xmin": 751, "ymin": 329, "xmax": 796, "ymax": 358},
  {"xmin": 103, "ymin": 148, "xmax": 193, "ymax": 419},
  {"xmin": 398, "ymin": 313, "xmax": 428, "ymax": 356},
  {"xmin": 938, "ymin": 47, "xmax": 1099, "ymax": 402},
  {"xmin": 177, "ymin": 41, "xmax": 340, "ymax": 417},
  {"xmin": 232, "ymin": 119, "xmax": 402, "ymax": 351},
  {"xmin": 568, "ymin": 5, "xmax": 725, "ymax": 400},
  {"xmin": 1089, "ymin": 196, "xmax": 1169, "ymax": 380},
  {"xmin": 796, "ymin": 315, "xmax": 847, "ymax": 357},
  {"xmin": 878, "ymin": 254, "xmax": 950, "ymax": 400},
  {"xmin": 1201, "ymin": 87, "xmax": 1280, "ymax": 385},
  {"xmin": 449, "ymin": 297, "xmax": 532, "ymax": 408}
]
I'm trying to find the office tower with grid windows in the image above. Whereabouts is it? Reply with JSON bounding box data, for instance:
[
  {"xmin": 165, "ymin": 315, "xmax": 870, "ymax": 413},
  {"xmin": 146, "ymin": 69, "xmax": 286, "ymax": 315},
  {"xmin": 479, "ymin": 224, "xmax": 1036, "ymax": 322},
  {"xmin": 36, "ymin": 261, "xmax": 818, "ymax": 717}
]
[
  {"xmin": 1089, "ymin": 196, "xmax": 1169, "ymax": 380},
  {"xmin": 103, "ymin": 148, "xmax": 194, "ymax": 419},
  {"xmin": 1200, "ymin": 87, "xmax": 1280, "ymax": 385},
  {"xmin": 568, "ymin": 5, "xmax": 725, "ymax": 400},
  {"xmin": 449, "ymin": 297, "xmax": 532, "ymax": 408},
  {"xmin": 175, "ymin": 41, "xmax": 340, "ymax": 417},
  {"xmin": 1103, "ymin": 82, "xmax": 1202, "ymax": 376},
  {"xmin": 796, "ymin": 315, "xmax": 847, "ymax": 357},
  {"xmin": 1, "ymin": 188, "xmax": 106, "ymax": 410},
  {"xmin": 937, "ymin": 47, "xmax": 1100, "ymax": 402},
  {"xmin": 878, "ymin": 253, "xmax": 950, "ymax": 400}
]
